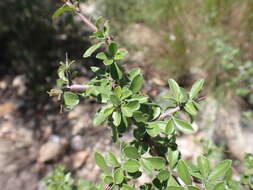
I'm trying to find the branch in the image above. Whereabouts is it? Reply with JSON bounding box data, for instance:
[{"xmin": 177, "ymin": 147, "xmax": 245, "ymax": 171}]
[
  {"xmin": 158, "ymin": 106, "xmax": 180, "ymax": 120},
  {"xmin": 63, "ymin": 84, "xmax": 90, "ymax": 92},
  {"xmin": 65, "ymin": 0, "xmax": 98, "ymax": 32},
  {"xmin": 157, "ymin": 96, "xmax": 206, "ymax": 121}
]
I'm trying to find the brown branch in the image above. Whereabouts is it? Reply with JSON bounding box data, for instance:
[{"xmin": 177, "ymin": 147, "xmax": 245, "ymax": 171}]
[
  {"xmin": 63, "ymin": 84, "xmax": 90, "ymax": 92},
  {"xmin": 197, "ymin": 95, "xmax": 207, "ymax": 102},
  {"xmin": 158, "ymin": 106, "xmax": 180, "ymax": 120},
  {"xmin": 65, "ymin": 0, "xmax": 98, "ymax": 32},
  {"xmin": 157, "ymin": 96, "xmax": 206, "ymax": 121}
]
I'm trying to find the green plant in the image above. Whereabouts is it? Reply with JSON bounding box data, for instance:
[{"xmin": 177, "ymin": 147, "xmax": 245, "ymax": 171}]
[
  {"xmin": 240, "ymin": 153, "xmax": 253, "ymax": 189},
  {"xmin": 46, "ymin": 1, "xmax": 250, "ymax": 189}
]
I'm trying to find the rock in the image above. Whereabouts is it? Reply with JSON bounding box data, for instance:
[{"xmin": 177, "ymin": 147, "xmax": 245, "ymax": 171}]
[
  {"xmin": 198, "ymin": 96, "xmax": 253, "ymax": 160},
  {"xmin": 70, "ymin": 135, "xmax": 84, "ymax": 151},
  {"xmin": 68, "ymin": 105, "xmax": 92, "ymax": 135},
  {"xmin": 177, "ymin": 135, "xmax": 203, "ymax": 161},
  {"xmin": 0, "ymin": 80, "xmax": 7, "ymax": 90},
  {"xmin": 0, "ymin": 102, "xmax": 16, "ymax": 118},
  {"xmin": 37, "ymin": 136, "xmax": 68, "ymax": 163},
  {"xmin": 70, "ymin": 151, "xmax": 89, "ymax": 169},
  {"xmin": 12, "ymin": 75, "xmax": 27, "ymax": 96}
]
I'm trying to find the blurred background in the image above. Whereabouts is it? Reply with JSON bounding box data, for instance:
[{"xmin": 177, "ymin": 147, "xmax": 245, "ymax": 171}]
[{"xmin": 0, "ymin": 0, "xmax": 253, "ymax": 189}]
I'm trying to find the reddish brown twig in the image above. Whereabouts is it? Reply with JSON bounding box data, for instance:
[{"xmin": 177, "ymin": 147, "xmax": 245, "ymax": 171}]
[
  {"xmin": 158, "ymin": 106, "xmax": 180, "ymax": 120},
  {"xmin": 63, "ymin": 84, "xmax": 90, "ymax": 92},
  {"xmin": 64, "ymin": 0, "xmax": 98, "ymax": 32}
]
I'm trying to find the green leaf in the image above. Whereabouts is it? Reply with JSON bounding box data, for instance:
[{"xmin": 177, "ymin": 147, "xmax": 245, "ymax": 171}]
[
  {"xmin": 52, "ymin": 5, "xmax": 73, "ymax": 20},
  {"xmin": 94, "ymin": 152, "xmax": 109, "ymax": 174},
  {"xmin": 83, "ymin": 42, "xmax": 105, "ymax": 58},
  {"xmin": 109, "ymin": 42, "xmax": 118, "ymax": 57},
  {"xmin": 56, "ymin": 79, "xmax": 66, "ymax": 88},
  {"xmin": 168, "ymin": 79, "xmax": 181, "ymax": 101},
  {"xmin": 103, "ymin": 20, "xmax": 110, "ymax": 36},
  {"xmin": 121, "ymin": 87, "xmax": 133, "ymax": 100},
  {"xmin": 130, "ymin": 75, "xmax": 143, "ymax": 93},
  {"xmin": 103, "ymin": 175, "xmax": 113, "ymax": 184},
  {"xmin": 110, "ymin": 62, "xmax": 123, "ymax": 80},
  {"xmin": 131, "ymin": 94, "xmax": 149, "ymax": 103},
  {"xmin": 94, "ymin": 30, "xmax": 104, "ymax": 39},
  {"xmin": 103, "ymin": 59, "xmax": 114, "ymax": 66},
  {"xmin": 90, "ymin": 66, "xmax": 100, "ymax": 73},
  {"xmin": 63, "ymin": 92, "xmax": 79, "ymax": 106},
  {"xmin": 184, "ymin": 101, "xmax": 198, "ymax": 116},
  {"xmin": 58, "ymin": 65, "xmax": 68, "ymax": 81},
  {"xmin": 106, "ymin": 152, "xmax": 120, "ymax": 167},
  {"xmin": 122, "ymin": 160, "xmax": 140, "ymax": 173},
  {"xmin": 125, "ymin": 101, "xmax": 140, "ymax": 111},
  {"xmin": 96, "ymin": 52, "xmax": 107, "ymax": 60},
  {"xmin": 114, "ymin": 49, "xmax": 128, "ymax": 60},
  {"xmin": 133, "ymin": 111, "xmax": 148, "ymax": 122},
  {"xmin": 187, "ymin": 185, "xmax": 201, "ymax": 190},
  {"xmin": 146, "ymin": 122, "xmax": 163, "ymax": 137},
  {"xmin": 141, "ymin": 157, "xmax": 166, "ymax": 170},
  {"xmin": 123, "ymin": 146, "xmax": 139, "ymax": 159},
  {"xmin": 121, "ymin": 105, "xmax": 133, "ymax": 118},
  {"xmin": 213, "ymin": 182, "xmax": 226, "ymax": 190},
  {"xmin": 189, "ymin": 79, "xmax": 204, "ymax": 99},
  {"xmin": 166, "ymin": 186, "xmax": 184, "ymax": 190},
  {"xmin": 167, "ymin": 149, "xmax": 180, "ymax": 170},
  {"xmin": 95, "ymin": 16, "xmax": 103, "ymax": 27},
  {"xmin": 197, "ymin": 155, "xmax": 210, "ymax": 178},
  {"xmin": 114, "ymin": 86, "xmax": 122, "ymax": 98},
  {"xmin": 121, "ymin": 184, "xmax": 134, "ymax": 190},
  {"xmin": 184, "ymin": 162, "xmax": 202, "ymax": 180},
  {"xmin": 173, "ymin": 118, "xmax": 195, "ymax": 134},
  {"xmin": 208, "ymin": 160, "xmax": 232, "ymax": 181},
  {"xmin": 157, "ymin": 170, "xmax": 170, "ymax": 182},
  {"xmin": 151, "ymin": 106, "xmax": 162, "ymax": 120},
  {"xmin": 93, "ymin": 105, "xmax": 114, "ymax": 126},
  {"xmin": 113, "ymin": 168, "xmax": 124, "ymax": 184},
  {"xmin": 167, "ymin": 174, "xmax": 180, "ymax": 187},
  {"xmin": 166, "ymin": 119, "xmax": 175, "ymax": 135},
  {"xmin": 128, "ymin": 68, "xmax": 141, "ymax": 81},
  {"xmin": 110, "ymin": 95, "xmax": 121, "ymax": 105},
  {"xmin": 112, "ymin": 111, "xmax": 121, "ymax": 127},
  {"xmin": 121, "ymin": 101, "xmax": 140, "ymax": 118},
  {"xmin": 177, "ymin": 160, "xmax": 192, "ymax": 185}
]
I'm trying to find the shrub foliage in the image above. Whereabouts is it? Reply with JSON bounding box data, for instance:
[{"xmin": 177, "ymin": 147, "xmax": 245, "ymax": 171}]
[{"xmin": 46, "ymin": 1, "xmax": 252, "ymax": 190}]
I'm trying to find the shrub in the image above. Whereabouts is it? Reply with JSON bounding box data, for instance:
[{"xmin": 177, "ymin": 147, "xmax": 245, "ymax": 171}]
[{"xmin": 46, "ymin": 1, "xmax": 252, "ymax": 189}]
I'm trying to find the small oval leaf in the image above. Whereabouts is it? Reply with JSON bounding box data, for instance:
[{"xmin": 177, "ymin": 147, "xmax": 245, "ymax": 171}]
[
  {"xmin": 112, "ymin": 111, "xmax": 121, "ymax": 127},
  {"xmin": 177, "ymin": 160, "xmax": 192, "ymax": 185},
  {"xmin": 113, "ymin": 168, "xmax": 124, "ymax": 184},
  {"xmin": 130, "ymin": 75, "xmax": 143, "ymax": 93},
  {"xmin": 123, "ymin": 146, "xmax": 139, "ymax": 159},
  {"xmin": 208, "ymin": 160, "xmax": 232, "ymax": 181},
  {"xmin": 173, "ymin": 118, "xmax": 195, "ymax": 134},
  {"xmin": 63, "ymin": 92, "xmax": 79, "ymax": 106},
  {"xmin": 106, "ymin": 152, "xmax": 120, "ymax": 167},
  {"xmin": 189, "ymin": 79, "xmax": 205, "ymax": 99},
  {"xmin": 95, "ymin": 152, "xmax": 109, "ymax": 174},
  {"xmin": 123, "ymin": 160, "xmax": 140, "ymax": 173},
  {"xmin": 83, "ymin": 42, "xmax": 105, "ymax": 58},
  {"xmin": 141, "ymin": 157, "xmax": 165, "ymax": 170}
]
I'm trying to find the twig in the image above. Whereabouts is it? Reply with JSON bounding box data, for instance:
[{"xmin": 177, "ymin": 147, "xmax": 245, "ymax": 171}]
[
  {"xmin": 197, "ymin": 95, "xmax": 207, "ymax": 102},
  {"xmin": 65, "ymin": 0, "xmax": 98, "ymax": 32},
  {"xmin": 157, "ymin": 96, "xmax": 206, "ymax": 121},
  {"xmin": 63, "ymin": 84, "xmax": 90, "ymax": 92},
  {"xmin": 158, "ymin": 106, "xmax": 180, "ymax": 120}
]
